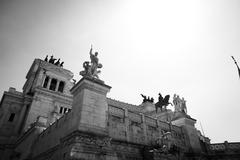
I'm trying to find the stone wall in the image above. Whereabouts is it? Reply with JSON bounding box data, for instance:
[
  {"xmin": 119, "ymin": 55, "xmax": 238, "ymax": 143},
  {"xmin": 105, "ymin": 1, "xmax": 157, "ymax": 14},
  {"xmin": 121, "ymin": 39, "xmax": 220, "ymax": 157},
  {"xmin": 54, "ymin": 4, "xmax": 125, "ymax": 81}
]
[
  {"xmin": 0, "ymin": 88, "xmax": 32, "ymax": 141},
  {"xmin": 108, "ymin": 105, "xmax": 185, "ymax": 147},
  {"xmin": 207, "ymin": 142, "xmax": 240, "ymax": 159},
  {"xmin": 210, "ymin": 142, "xmax": 240, "ymax": 151},
  {"xmin": 29, "ymin": 104, "xmax": 186, "ymax": 159},
  {"xmin": 32, "ymin": 110, "xmax": 74, "ymax": 157},
  {"xmin": 24, "ymin": 89, "xmax": 72, "ymax": 132}
]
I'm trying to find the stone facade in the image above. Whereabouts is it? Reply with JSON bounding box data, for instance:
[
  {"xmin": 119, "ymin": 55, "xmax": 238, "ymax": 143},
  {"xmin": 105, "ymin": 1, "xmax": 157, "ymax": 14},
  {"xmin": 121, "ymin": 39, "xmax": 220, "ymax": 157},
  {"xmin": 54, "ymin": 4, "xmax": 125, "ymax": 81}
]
[{"xmin": 0, "ymin": 58, "xmax": 239, "ymax": 160}]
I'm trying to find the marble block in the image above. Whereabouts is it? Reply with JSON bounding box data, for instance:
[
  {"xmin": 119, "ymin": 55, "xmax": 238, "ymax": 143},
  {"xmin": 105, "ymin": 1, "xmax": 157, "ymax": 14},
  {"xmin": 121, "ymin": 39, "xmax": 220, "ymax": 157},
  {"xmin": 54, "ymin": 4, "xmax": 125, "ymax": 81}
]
[{"xmin": 70, "ymin": 77, "xmax": 111, "ymax": 135}]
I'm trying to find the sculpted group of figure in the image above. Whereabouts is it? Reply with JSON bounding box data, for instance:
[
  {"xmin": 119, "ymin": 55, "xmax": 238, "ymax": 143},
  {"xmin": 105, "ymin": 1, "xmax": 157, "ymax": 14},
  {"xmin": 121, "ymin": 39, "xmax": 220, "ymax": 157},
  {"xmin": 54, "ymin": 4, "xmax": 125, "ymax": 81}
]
[
  {"xmin": 173, "ymin": 94, "xmax": 187, "ymax": 113},
  {"xmin": 44, "ymin": 55, "xmax": 64, "ymax": 67},
  {"xmin": 141, "ymin": 94, "xmax": 154, "ymax": 103},
  {"xmin": 80, "ymin": 45, "xmax": 102, "ymax": 79},
  {"xmin": 141, "ymin": 93, "xmax": 187, "ymax": 113}
]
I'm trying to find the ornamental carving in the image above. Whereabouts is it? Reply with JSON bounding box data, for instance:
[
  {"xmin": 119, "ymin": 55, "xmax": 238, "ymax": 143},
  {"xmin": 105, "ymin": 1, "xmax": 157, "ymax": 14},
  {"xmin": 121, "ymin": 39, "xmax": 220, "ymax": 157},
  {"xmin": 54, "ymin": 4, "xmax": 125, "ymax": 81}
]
[{"xmin": 75, "ymin": 135, "xmax": 111, "ymax": 147}]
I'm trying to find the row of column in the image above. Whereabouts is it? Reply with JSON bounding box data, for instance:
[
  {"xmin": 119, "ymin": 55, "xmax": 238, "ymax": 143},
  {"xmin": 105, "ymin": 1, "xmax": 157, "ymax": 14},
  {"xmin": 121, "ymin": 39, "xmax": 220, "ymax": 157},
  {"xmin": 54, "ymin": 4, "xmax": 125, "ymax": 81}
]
[{"xmin": 43, "ymin": 76, "xmax": 64, "ymax": 92}]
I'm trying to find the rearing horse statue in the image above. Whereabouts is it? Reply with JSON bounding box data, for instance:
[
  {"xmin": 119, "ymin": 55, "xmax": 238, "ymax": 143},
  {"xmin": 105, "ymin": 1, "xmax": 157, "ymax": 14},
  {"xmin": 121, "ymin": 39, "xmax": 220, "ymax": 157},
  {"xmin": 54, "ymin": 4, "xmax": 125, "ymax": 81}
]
[{"xmin": 155, "ymin": 93, "xmax": 173, "ymax": 112}]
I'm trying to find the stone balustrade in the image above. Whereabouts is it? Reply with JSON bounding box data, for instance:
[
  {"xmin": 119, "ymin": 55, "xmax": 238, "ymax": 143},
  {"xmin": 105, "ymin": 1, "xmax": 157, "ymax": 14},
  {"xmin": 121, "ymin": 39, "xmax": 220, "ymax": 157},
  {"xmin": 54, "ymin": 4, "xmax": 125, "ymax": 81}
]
[
  {"xmin": 108, "ymin": 105, "xmax": 185, "ymax": 146},
  {"xmin": 210, "ymin": 142, "xmax": 240, "ymax": 152}
]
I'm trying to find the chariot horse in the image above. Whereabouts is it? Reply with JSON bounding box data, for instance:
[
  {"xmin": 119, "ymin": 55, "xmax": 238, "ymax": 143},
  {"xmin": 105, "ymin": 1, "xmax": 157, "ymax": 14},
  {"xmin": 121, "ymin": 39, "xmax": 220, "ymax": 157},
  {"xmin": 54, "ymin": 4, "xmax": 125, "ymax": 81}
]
[{"xmin": 155, "ymin": 94, "xmax": 173, "ymax": 112}]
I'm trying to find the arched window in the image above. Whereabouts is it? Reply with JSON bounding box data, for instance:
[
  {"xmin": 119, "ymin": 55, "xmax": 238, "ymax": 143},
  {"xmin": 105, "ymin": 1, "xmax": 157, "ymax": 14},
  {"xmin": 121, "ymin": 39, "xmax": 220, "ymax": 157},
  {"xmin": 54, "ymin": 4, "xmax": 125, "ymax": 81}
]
[
  {"xmin": 58, "ymin": 81, "xmax": 65, "ymax": 93},
  {"xmin": 43, "ymin": 76, "xmax": 49, "ymax": 88},
  {"xmin": 49, "ymin": 78, "xmax": 57, "ymax": 91}
]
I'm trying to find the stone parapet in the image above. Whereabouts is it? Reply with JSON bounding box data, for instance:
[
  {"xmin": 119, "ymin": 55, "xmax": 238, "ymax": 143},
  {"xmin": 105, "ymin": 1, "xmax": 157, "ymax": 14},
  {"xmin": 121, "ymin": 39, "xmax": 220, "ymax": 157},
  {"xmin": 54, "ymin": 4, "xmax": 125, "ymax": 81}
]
[{"xmin": 108, "ymin": 105, "xmax": 185, "ymax": 147}]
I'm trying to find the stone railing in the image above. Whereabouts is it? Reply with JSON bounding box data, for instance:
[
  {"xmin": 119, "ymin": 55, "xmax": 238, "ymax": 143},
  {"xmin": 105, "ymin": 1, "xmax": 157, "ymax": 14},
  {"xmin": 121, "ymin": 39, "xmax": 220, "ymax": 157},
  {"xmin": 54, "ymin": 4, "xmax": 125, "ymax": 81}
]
[
  {"xmin": 37, "ymin": 110, "xmax": 72, "ymax": 140},
  {"xmin": 210, "ymin": 142, "xmax": 240, "ymax": 152},
  {"xmin": 108, "ymin": 105, "xmax": 185, "ymax": 146}
]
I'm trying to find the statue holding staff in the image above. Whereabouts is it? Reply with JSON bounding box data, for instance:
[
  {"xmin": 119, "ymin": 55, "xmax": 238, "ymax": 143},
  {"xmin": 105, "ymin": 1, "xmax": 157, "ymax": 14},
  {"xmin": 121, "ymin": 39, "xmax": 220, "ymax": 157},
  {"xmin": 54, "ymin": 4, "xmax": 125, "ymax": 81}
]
[{"xmin": 80, "ymin": 45, "xmax": 102, "ymax": 79}]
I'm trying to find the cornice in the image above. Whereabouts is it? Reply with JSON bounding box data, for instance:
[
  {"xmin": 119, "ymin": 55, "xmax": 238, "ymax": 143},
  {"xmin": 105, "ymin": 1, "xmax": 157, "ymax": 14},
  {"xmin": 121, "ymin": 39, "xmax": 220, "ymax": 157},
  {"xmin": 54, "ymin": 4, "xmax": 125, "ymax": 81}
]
[{"xmin": 40, "ymin": 59, "xmax": 73, "ymax": 79}]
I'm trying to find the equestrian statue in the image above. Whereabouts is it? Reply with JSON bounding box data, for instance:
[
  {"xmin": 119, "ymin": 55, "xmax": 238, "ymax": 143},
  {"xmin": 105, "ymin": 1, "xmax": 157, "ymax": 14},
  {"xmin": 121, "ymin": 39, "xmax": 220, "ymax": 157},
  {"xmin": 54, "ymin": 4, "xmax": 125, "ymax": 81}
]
[{"xmin": 155, "ymin": 93, "xmax": 172, "ymax": 112}]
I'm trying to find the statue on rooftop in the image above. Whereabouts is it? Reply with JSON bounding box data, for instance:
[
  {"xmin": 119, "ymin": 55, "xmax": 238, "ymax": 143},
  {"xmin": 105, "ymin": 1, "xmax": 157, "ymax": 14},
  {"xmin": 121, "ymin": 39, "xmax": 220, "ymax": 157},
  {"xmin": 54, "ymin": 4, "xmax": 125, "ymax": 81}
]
[
  {"xmin": 155, "ymin": 93, "xmax": 172, "ymax": 112},
  {"xmin": 150, "ymin": 97, "xmax": 154, "ymax": 103},
  {"xmin": 80, "ymin": 45, "xmax": 102, "ymax": 79},
  {"xmin": 89, "ymin": 45, "xmax": 102, "ymax": 78},
  {"xmin": 55, "ymin": 58, "xmax": 60, "ymax": 66},
  {"xmin": 141, "ymin": 94, "xmax": 147, "ymax": 103},
  {"xmin": 173, "ymin": 94, "xmax": 187, "ymax": 114},
  {"xmin": 44, "ymin": 55, "xmax": 48, "ymax": 62},
  {"xmin": 80, "ymin": 61, "xmax": 91, "ymax": 77},
  {"xmin": 49, "ymin": 55, "xmax": 56, "ymax": 64},
  {"xmin": 60, "ymin": 62, "xmax": 64, "ymax": 67},
  {"xmin": 141, "ymin": 94, "xmax": 154, "ymax": 103}
]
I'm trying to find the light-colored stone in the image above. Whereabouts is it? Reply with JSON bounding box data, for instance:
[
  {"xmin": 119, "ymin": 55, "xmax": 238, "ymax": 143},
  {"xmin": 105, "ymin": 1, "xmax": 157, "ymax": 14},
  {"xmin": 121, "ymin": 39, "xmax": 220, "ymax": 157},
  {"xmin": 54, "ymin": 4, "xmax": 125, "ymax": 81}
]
[{"xmin": 71, "ymin": 77, "xmax": 111, "ymax": 133}]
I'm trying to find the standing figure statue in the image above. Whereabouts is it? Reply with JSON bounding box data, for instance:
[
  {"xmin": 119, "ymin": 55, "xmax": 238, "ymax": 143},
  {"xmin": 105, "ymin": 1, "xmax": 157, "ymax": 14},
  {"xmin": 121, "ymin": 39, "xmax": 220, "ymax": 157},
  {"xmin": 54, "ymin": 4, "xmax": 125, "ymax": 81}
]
[
  {"xmin": 89, "ymin": 45, "xmax": 102, "ymax": 78},
  {"xmin": 55, "ymin": 58, "xmax": 60, "ymax": 66},
  {"xmin": 80, "ymin": 45, "xmax": 103, "ymax": 79},
  {"xmin": 49, "ymin": 55, "xmax": 56, "ymax": 64},
  {"xmin": 173, "ymin": 94, "xmax": 187, "ymax": 114},
  {"xmin": 181, "ymin": 97, "xmax": 187, "ymax": 113},
  {"xmin": 44, "ymin": 55, "xmax": 48, "ymax": 62},
  {"xmin": 173, "ymin": 94, "xmax": 181, "ymax": 112}
]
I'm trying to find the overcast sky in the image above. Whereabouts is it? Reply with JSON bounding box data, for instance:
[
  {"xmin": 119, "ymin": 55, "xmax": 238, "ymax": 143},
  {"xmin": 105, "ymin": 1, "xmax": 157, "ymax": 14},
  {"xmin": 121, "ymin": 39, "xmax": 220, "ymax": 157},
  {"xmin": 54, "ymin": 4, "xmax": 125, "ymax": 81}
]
[{"xmin": 0, "ymin": 0, "xmax": 240, "ymax": 143}]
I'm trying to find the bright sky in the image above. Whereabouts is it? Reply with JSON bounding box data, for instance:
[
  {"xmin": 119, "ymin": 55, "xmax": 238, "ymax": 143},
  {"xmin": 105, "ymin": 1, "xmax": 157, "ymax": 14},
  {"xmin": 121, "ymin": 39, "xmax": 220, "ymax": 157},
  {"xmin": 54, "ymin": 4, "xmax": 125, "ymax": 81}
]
[{"xmin": 0, "ymin": 0, "xmax": 240, "ymax": 143}]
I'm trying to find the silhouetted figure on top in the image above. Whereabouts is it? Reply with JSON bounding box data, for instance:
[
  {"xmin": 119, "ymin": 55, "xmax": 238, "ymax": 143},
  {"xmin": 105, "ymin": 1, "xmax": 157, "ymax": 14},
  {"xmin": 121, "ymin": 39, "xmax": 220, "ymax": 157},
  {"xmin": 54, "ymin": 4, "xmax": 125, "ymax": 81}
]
[
  {"xmin": 44, "ymin": 55, "xmax": 48, "ymax": 62},
  {"xmin": 49, "ymin": 55, "xmax": 56, "ymax": 64},
  {"xmin": 148, "ymin": 96, "xmax": 151, "ymax": 101},
  {"xmin": 141, "ymin": 94, "xmax": 147, "ymax": 103},
  {"xmin": 141, "ymin": 94, "xmax": 154, "ymax": 103},
  {"xmin": 158, "ymin": 93, "xmax": 163, "ymax": 102},
  {"xmin": 150, "ymin": 97, "xmax": 154, "ymax": 103},
  {"xmin": 55, "ymin": 58, "xmax": 60, "ymax": 66},
  {"xmin": 60, "ymin": 62, "xmax": 64, "ymax": 67},
  {"xmin": 155, "ymin": 93, "xmax": 172, "ymax": 112}
]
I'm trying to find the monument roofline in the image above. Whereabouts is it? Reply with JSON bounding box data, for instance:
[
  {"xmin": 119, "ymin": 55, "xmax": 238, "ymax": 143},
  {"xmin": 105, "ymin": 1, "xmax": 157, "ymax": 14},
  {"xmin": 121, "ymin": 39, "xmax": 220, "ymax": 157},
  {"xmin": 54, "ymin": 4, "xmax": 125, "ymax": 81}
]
[{"xmin": 25, "ymin": 59, "xmax": 73, "ymax": 80}]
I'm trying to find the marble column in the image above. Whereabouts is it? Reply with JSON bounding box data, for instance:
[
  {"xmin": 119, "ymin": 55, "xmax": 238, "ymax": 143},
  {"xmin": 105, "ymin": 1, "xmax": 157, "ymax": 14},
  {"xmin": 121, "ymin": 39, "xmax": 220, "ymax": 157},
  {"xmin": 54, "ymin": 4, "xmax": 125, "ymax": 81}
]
[
  {"xmin": 124, "ymin": 108, "xmax": 130, "ymax": 141},
  {"xmin": 47, "ymin": 77, "xmax": 52, "ymax": 89},
  {"xmin": 55, "ymin": 80, "xmax": 60, "ymax": 92}
]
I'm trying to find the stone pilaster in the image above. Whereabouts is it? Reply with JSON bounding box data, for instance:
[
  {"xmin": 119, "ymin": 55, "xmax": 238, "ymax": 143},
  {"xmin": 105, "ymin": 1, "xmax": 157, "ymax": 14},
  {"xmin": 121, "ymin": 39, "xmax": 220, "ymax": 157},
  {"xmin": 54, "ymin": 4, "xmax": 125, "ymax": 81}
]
[
  {"xmin": 124, "ymin": 108, "xmax": 130, "ymax": 141},
  {"xmin": 172, "ymin": 117, "xmax": 202, "ymax": 153},
  {"xmin": 141, "ymin": 113, "xmax": 147, "ymax": 144},
  {"xmin": 70, "ymin": 77, "xmax": 111, "ymax": 135}
]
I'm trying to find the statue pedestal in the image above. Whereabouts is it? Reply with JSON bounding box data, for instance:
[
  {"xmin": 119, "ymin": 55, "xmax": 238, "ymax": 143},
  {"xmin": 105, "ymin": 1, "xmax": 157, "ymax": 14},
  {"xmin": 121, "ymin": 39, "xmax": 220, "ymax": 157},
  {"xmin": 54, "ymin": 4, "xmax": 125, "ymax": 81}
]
[
  {"xmin": 140, "ymin": 102, "xmax": 155, "ymax": 113},
  {"xmin": 172, "ymin": 116, "xmax": 202, "ymax": 153},
  {"xmin": 70, "ymin": 77, "xmax": 111, "ymax": 135}
]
